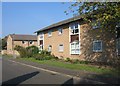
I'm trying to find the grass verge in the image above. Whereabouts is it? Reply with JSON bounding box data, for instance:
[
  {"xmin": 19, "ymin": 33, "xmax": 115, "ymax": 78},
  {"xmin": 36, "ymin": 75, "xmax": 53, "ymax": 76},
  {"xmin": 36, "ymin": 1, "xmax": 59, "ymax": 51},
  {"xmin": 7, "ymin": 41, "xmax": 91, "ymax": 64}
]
[{"xmin": 18, "ymin": 57, "xmax": 119, "ymax": 77}]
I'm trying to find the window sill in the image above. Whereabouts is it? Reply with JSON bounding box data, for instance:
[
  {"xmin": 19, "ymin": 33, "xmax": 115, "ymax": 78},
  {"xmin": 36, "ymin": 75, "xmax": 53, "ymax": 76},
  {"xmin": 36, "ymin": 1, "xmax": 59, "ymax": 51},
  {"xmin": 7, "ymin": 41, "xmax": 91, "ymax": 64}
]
[
  {"xmin": 70, "ymin": 33, "xmax": 79, "ymax": 35},
  {"xmin": 58, "ymin": 34, "xmax": 62, "ymax": 36},
  {"xmin": 71, "ymin": 53, "xmax": 80, "ymax": 55},
  {"xmin": 48, "ymin": 36, "xmax": 52, "ymax": 38},
  {"xmin": 93, "ymin": 50, "xmax": 102, "ymax": 53},
  {"xmin": 59, "ymin": 51, "xmax": 63, "ymax": 53}
]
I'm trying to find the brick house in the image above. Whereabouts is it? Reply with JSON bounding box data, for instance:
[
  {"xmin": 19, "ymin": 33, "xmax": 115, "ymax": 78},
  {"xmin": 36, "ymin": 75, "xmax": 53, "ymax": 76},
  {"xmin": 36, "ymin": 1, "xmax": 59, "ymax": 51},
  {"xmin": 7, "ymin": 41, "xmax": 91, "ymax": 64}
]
[
  {"xmin": 35, "ymin": 15, "xmax": 120, "ymax": 62},
  {"xmin": 6, "ymin": 34, "xmax": 37, "ymax": 55}
]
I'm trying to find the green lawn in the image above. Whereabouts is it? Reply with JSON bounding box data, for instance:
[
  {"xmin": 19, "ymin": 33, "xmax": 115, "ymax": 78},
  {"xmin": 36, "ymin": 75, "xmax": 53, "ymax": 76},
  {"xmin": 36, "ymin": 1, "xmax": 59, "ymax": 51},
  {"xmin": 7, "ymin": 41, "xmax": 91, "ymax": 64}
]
[{"xmin": 18, "ymin": 57, "xmax": 119, "ymax": 77}]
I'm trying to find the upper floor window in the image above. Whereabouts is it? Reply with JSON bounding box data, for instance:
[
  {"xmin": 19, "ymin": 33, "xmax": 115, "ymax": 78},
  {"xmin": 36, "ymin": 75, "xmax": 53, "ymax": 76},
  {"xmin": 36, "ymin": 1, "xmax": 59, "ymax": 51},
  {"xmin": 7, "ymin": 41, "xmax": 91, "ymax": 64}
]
[
  {"xmin": 22, "ymin": 41, "xmax": 25, "ymax": 44},
  {"xmin": 39, "ymin": 33, "xmax": 43, "ymax": 40},
  {"xmin": 70, "ymin": 22, "xmax": 79, "ymax": 35},
  {"xmin": 93, "ymin": 40, "xmax": 102, "ymax": 52},
  {"xmin": 48, "ymin": 30, "xmax": 52, "ymax": 37},
  {"xmin": 58, "ymin": 28, "xmax": 62, "ymax": 35},
  {"xmin": 59, "ymin": 44, "xmax": 64, "ymax": 52},
  {"xmin": 29, "ymin": 41, "xmax": 33, "ymax": 44}
]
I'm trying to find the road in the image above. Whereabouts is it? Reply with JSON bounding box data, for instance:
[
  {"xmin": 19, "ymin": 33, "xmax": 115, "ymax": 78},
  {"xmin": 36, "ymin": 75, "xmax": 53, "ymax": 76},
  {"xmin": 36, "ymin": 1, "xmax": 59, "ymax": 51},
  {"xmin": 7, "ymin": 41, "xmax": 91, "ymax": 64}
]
[{"xmin": 2, "ymin": 58, "xmax": 77, "ymax": 85}]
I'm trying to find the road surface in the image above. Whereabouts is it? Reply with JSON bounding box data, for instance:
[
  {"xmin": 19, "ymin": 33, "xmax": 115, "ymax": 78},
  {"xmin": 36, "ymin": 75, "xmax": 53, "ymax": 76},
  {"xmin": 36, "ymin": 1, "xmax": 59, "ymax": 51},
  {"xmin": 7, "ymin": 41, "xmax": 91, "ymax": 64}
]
[{"xmin": 2, "ymin": 57, "xmax": 77, "ymax": 85}]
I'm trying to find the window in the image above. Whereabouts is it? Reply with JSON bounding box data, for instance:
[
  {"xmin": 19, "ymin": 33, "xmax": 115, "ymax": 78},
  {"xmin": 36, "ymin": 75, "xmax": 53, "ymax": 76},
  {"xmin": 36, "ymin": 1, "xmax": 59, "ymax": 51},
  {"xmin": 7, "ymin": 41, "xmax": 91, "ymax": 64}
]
[
  {"xmin": 93, "ymin": 40, "xmax": 102, "ymax": 52},
  {"xmin": 58, "ymin": 28, "xmax": 62, "ymax": 35},
  {"xmin": 71, "ymin": 41, "xmax": 80, "ymax": 54},
  {"xmin": 29, "ymin": 41, "xmax": 33, "ymax": 44},
  {"xmin": 7, "ymin": 42, "xmax": 9, "ymax": 45},
  {"xmin": 48, "ymin": 30, "xmax": 52, "ymax": 37},
  {"xmin": 70, "ymin": 22, "xmax": 79, "ymax": 35},
  {"xmin": 39, "ymin": 45, "xmax": 43, "ymax": 51},
  {"xmin": 59, "ymin": 44, "xmax": 64, "ymax": 52},
  {"xmin": 22, "ymin": 41, "xmax": 25, "ymax": 44},
  {"xmin": 48, "ymin": 45, "xmax": 52, "ymax": 52},
  {"xmin": 40, "ymin": 33, "xmax": 43, "ymax": 40}
]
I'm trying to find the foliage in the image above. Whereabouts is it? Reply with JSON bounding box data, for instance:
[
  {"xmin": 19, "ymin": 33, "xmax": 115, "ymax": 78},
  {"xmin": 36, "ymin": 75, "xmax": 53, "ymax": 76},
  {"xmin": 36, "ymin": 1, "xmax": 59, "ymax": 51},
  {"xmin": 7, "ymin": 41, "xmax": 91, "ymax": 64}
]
[
  {"xmin": 65, "ymin": 58, "xmax": 71, "ymax": 62},
  {"xmin": 1, "ymin": 38, "xmax": 7, "ymax": 50},
  {"xmin": 34, "ymin": 50, "xmax": 58, "ymax": 60},
  {"xmin": 26, "ymin": 46, "xmax": 39, "ymax": 57},
  {"xmin": 71, "ymin": 59, "xmax": 80, "ymax": 64},
  {"xmin": 40, "ymin": 50, "xmax": 51, "ymax": 56},
  {"xmin": 20, "ymin": 57, "xmax": 120, "ymax": 77},
  {"xmin": 65, "ymin": 2, "xmax": 120, "ymax": 29},
  {"xmin": 14, "ymin": 45, "xmax": 28, "ymax": 58}
]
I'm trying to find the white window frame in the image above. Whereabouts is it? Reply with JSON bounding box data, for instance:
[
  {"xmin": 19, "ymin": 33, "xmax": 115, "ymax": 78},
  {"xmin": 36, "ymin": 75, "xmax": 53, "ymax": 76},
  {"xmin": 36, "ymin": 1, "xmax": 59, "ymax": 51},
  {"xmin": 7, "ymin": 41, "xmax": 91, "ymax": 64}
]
[
  {"xmin": 93, "ymin": 40, "xmax": 102, "ymax": 52},
  {"xmin": 70, "ymin": 41, "xmax": 80, "ymax": 54},
  {"xmin": 58, "ymin": 28, "xmax": 63, "ymax": 35},
  {"xmin": 7, "ymin": 42, "xmax": 9, "ymax": 45},
  {"xmin": 48, "ymin": 30, "xmax": 52, "ymax": 37},
  {"xmin": 70, "ymin": 22, "xmax": 79, "ymax": 35},
  {"xmin": 48, "ymin": 45, "xmax": 52, "ymax": 52},
  {"xmin": 38, "ymin": 32, "xmax": 44, "ymax": 50},
  {"xmin": 39, "ymin": 44, "xmax": 43, "ymax": 51},
  {"xmin": 39, "ymin": 33, "xmax": 44, "ymax": 40},
  {"xmin": 59, "ymin": 44, "xmax": 64, "ymax": 52}
]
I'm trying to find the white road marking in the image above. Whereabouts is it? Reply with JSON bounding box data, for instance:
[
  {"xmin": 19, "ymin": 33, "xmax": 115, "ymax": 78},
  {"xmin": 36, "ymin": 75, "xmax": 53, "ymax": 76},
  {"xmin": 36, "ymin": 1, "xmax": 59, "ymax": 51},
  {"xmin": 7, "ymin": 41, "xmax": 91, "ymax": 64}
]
[{"xmin": 8, "ymin": 59, "xmax": 105, "ymax": 84}]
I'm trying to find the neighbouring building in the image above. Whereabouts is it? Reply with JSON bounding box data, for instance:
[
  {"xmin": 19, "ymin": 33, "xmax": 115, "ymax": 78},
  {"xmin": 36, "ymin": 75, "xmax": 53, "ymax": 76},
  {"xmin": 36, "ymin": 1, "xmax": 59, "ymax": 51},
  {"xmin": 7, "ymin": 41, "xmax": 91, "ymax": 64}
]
[
  {"xmin": 35, "ymin": 15, "xmax": 120, "ymax": 63},
  {"xmin": 6, "ymin": 34, "xmax": 37, "ymax": 55}
]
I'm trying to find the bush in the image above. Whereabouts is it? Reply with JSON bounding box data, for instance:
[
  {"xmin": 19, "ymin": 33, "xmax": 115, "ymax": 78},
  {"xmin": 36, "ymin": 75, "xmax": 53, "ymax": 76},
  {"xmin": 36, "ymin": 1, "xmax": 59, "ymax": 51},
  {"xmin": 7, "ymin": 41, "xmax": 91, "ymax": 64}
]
[
  {"xmin": 34, "ymin": 54, "xmax": 44, "ymax": 60},
  {"xmin": 40, "ymin": 50, "xmax": 51, "ymax": 56},
  {"xmin": 14, "ymin": 45, "xmax": 28, "ymax": 58},
  {"xmin": 26, "ymin": 46, "xmax": 39, "ymax": 57},
  {"xmin": 71, "ymin": 59, "xmax": 80, "ymax": 64},
  {"xmin": 50, "ymin": 54, "xmax": 59, "ymax": 60},
  {"xmin": 34, "ymin": 54, "xmax": 52, "ymax": 60},
  {"xmin": 65, "ymin": 58, "xmax": 71, "ymax": 62},
  {"xmin": 79, "ymin": 60, "xmax": 90, "ymax": 64}
]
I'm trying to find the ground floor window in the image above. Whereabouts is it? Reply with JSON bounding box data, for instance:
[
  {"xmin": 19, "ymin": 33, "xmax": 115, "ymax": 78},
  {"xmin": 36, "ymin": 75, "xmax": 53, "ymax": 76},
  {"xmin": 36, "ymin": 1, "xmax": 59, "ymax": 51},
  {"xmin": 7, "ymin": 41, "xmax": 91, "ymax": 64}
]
[
  {"xmin": 59, "ymin": 44, "xmax": 64, "ymax": 52},
  {"xmin": 71, "ymin": 41, "xmax": 80, "ymax": 54},
  {"xmin": 39, "ymin": 45, "xmax": 43, "ymax": 51},
  {"xmin": 93, "ymin": 40, "xmax": 102, "ymax": 52},
  {"xmin": 48, "ymin": 45, "xmax": 52, "ymax": 52}
]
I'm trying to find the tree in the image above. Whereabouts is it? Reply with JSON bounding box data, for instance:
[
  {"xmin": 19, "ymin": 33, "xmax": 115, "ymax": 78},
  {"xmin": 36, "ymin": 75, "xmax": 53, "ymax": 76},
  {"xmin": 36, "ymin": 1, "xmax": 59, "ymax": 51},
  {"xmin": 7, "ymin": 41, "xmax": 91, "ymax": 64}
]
[
  {"xmin": 65, "ymin": 2, "xmax": 120, "ymax": 28},
  {"xmin": 2, "ymin": 38, "xmax": 7, "ymax": 50}
]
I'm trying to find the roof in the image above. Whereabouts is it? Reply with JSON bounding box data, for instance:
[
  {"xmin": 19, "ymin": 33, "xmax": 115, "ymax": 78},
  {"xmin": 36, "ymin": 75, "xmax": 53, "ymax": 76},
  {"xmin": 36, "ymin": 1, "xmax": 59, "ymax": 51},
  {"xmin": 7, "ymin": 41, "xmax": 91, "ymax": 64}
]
[
  {"xmin": 35, "ymin": 11, "xmax": 100, "ymax": 33},
  {"xmin": 35, "ymin": 14, "xmax": 86, "ymax": 33},
  {"xmin": 9, "ymin": 34, "xmax": 37, "ymax": 41}
]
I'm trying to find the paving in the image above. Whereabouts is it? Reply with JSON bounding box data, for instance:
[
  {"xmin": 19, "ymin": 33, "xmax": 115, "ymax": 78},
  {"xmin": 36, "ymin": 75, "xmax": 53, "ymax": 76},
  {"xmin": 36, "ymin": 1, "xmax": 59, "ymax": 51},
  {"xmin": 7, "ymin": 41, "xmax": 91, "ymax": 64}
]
[{"xmin": 3, "ymin": 57, "xmax": 120, "ymax": 84}]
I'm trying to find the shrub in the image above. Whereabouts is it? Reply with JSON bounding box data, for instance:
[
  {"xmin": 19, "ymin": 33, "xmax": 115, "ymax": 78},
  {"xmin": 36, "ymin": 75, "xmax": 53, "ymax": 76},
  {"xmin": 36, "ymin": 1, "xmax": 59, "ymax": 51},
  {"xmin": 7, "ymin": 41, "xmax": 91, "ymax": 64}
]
[
  {"xmin": 44, "ymin": 55, "xmax": 52, "ymax": 60},
  {"xmin": 14, "ymin": 45, "xmax": 28, "ymax": 58},
  {"xmin": 65, "ymin": 58, "xmax": 71, "ymax": 62},
  {"xmin": 72, "ymin": 59, "xmax": 80, "ymax": 64},
  {"xmin": 79, "ymin": 60, "xmax": 90, "ymax": 64},
  {"xmin": 50, "ymin": 54, "xmax": 59, "ymax": 60},
  {"xmin": 34, "ymin": 54, "xmax": 44, "ymax": 60},
  {"xmin": 40, "ymin": 50, "xmax": 51, "ymax": 56},
  {"xmin": 26, "ymin": 46, "xmax": 39, "ymax": 57},
  {"xmin": 34, "ymin": 54, "xmax": 52, "ymax": 60}
]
